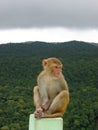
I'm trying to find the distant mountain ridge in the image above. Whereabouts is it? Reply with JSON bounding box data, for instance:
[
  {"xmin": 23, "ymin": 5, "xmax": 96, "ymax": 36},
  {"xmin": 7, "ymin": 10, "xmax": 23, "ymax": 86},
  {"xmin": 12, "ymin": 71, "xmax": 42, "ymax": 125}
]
[{"xmin": 0, "ymin": 41, "xmax": 98, "ymax": 61}]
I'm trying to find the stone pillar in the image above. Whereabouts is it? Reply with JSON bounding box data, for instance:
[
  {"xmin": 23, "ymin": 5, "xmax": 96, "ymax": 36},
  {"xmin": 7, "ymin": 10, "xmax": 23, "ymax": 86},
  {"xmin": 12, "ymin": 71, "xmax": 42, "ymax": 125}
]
[{"xmin": 29, "ymin": 114, "xmax": 63, "ymax": 130}]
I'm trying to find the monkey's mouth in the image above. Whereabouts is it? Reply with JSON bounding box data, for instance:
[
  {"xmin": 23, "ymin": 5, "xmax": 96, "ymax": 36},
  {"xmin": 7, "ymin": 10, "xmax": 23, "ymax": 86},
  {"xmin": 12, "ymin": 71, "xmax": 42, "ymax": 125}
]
[{"xmin": 55, "ymin": 72, "xmax": 61, "ymax": 77}]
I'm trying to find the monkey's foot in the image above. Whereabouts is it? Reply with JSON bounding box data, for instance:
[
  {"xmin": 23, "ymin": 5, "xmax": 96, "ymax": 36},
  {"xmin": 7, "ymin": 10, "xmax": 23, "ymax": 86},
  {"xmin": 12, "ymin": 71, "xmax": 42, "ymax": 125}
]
[
  {"xmin": 34, "ymin": 111, "xmax": 45, "ymax": 118},
  {"xmin": 34, "ymin": 108, "xmax": 43, "ymax": 118}
]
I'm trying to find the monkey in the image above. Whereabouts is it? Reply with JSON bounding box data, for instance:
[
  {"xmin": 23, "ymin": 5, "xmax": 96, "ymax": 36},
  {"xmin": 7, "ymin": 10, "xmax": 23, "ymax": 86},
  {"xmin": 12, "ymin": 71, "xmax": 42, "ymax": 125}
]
[{"xmin": 33, "ymin": 57, "xmax": 69, "ymax": 118}]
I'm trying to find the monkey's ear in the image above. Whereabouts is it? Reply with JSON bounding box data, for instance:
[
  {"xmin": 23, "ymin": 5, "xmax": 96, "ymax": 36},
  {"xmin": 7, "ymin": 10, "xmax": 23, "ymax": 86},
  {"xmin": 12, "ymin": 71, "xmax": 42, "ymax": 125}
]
[{"xmin": 42, "ymin": 59, "xmax": 48, "ymax": 67}]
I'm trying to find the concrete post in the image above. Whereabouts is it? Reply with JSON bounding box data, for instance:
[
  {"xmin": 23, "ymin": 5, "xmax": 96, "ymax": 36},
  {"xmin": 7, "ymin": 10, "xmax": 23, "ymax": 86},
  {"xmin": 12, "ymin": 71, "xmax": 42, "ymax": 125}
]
[{"xmin": 29, "ymin": 114, "xmax": 63, "ymax": 130}]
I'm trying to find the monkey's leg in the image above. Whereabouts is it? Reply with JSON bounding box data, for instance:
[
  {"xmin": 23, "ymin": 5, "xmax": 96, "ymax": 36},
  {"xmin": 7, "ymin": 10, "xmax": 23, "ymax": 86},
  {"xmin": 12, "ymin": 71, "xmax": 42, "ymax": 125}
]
[
  {"xmin": 33, "ymin": 86, "xmax": 43, "ymax": 118},
  {"xmin": 33, "ymin": 86, "xmax": 42, "ymax": 108},
  {"xmin": 43, "ymin": 90, "xmax": 69, "ymax": 118}
]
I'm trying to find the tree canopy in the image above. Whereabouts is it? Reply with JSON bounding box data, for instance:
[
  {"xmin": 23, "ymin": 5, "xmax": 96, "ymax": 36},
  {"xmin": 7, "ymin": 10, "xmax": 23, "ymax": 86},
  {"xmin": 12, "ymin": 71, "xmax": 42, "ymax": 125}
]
[{"xmin": 0, "ymin": 41, "xmax": 98, "ymax": 130}]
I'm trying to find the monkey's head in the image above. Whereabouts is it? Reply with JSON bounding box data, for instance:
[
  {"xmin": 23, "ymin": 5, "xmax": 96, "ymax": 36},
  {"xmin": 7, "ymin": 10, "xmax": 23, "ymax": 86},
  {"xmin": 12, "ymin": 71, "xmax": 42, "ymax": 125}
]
[{"xmin": 42, "ymin": 57, "xmax": 62, "ymax": 77}]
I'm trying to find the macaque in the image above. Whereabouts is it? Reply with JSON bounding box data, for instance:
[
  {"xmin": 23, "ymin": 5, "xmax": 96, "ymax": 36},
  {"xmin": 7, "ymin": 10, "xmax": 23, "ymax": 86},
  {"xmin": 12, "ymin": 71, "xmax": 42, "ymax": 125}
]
[{"xmin": 33, "ymin": 57, "xmax": 69, "ymax": 118}]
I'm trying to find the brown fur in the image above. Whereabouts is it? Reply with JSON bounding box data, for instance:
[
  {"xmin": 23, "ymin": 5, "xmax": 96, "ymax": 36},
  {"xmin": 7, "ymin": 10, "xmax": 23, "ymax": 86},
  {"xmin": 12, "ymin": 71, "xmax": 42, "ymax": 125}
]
[{"xmin": 33, "ymin": 57, "xmax": 69, "ymax": 118}]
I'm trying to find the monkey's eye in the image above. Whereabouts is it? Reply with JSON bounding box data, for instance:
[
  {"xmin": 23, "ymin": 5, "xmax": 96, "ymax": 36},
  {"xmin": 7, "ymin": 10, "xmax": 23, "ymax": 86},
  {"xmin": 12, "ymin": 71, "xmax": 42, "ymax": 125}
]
[{"xmin": 55, "ymin": 66, "xmax": 58, "ymax": 69}]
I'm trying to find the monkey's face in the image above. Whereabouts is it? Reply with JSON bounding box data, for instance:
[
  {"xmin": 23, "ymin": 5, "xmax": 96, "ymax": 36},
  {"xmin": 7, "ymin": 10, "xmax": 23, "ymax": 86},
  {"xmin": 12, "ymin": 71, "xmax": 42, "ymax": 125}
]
[
  {"xmin": 42, "ymin": 57, "xmax": 62, "ymax": 77},
  {"xmin": 52, "ymin": 64, "xmax": 62, "ymax": 77}
]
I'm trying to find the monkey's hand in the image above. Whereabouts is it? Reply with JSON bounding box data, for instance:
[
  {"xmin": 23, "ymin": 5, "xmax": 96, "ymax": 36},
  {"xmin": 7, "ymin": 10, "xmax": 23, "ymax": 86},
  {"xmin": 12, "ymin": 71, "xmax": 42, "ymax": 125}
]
[
  {"xmin": 42, "ymin": 101, "xmax": 51, "ymax": 110},
  {"xmin": 42, "ymin": 103, "xmax": 48, "ymax": 110}
]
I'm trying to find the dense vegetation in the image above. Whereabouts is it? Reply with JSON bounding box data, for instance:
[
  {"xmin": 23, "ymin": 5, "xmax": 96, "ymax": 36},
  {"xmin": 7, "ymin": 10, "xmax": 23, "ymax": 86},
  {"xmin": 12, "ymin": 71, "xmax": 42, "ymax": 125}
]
[{"xmin": 0, "ymin": 41, "xmax": 98, "ymax": 130}]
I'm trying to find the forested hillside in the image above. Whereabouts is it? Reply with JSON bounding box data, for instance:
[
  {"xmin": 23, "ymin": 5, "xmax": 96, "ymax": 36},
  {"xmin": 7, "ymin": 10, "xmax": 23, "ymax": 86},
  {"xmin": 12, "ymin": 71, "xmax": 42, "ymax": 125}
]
[{"xmin": 0, "ymin": 41, "xmax": 98, "ymax": 130}]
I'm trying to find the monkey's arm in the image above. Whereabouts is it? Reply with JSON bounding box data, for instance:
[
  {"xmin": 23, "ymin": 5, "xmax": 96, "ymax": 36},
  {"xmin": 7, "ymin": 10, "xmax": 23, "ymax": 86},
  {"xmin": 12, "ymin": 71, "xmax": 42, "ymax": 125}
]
[
  {"xmin": 38, "ymin": 79, "xmax": 49, "ymax": 104},
  {"xmin": 39, "ymin": 82, "xmax": 50, "ymax": 110}
]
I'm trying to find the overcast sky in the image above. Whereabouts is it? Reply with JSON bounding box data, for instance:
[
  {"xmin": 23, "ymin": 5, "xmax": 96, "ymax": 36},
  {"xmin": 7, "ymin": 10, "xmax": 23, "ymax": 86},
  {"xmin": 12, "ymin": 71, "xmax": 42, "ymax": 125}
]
[{"xmin": 0, "ymin": 0, "xmax": 98, "ymax": 44}]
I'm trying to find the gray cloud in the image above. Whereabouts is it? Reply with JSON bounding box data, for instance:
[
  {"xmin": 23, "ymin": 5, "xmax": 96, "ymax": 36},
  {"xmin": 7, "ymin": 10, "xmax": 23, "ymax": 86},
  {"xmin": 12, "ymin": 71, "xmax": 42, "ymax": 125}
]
[{"xmin": 0, "ymin": 0, "xmax": 98, "ymax": 29}]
